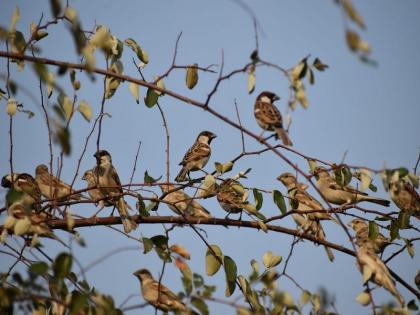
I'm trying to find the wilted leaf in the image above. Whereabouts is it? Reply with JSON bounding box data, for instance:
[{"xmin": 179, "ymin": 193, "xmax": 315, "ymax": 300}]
[
  {"xmin": 153, "ymin": 76, "xmax": 165, "ymax": 96},
  {"xmin": 170, "ymin": 244, "xmax": 191, "ymax": 260},
  {"xmin": 55, "ymin": 125, "xmax": 71, "ymax": 155},
  {"xmin": 343, "ymin": 0, "xmax": 366, "ymax": 29},
  {"xmin": 273, "ymin": 190, "xmax": 286, "ymax": 214},
  {"xmin": 186, "ymin": 64, "xmax": 199, "ymax": 89},
  {"xmin": 291, "ymin": 59, "xmax": 307, "ymax": 80},
  {"xmin": 346, "ymin": 29, "xmax": 360, "ymax": 51},
  {"xmin": 77, "ymin": 100, "xmax": 92, "ymax": 122},
  {"xmin": 129, "ymin": 82, "xmax": 139, "ymax": 104},
  {"xmin": 313, "ymin": 58, "xmax": 329, "ymax": 71},
  {"xmin": 295, "ymin": 88, "xmax": 308, "ymax": 108},
  {"xmin": 205, "ymin": 244, "xmax": 223, "ymax": 276},
  {"xmin": 6, "ymin": 97, "xmax": 17, "ymax": 116}
]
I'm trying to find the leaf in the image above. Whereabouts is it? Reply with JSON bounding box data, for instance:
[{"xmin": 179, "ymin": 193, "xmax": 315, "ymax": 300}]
[
  {"xmin": 6, "ymin": 97, "xmax": 17, "ymax": 116},
  {"xmin": 253, "ymin": 189, "xmax": 263, "ymax": 211},
  {"xmin": 153, "ymin": 76, "xmax": 165, "ymax": 96},
  {"xmin": 191, "ymin": 296, "xmax": 209, "ymax": 315},
  {"xmin": 49, "ymin": 0, "xmax": 62, "ymax": 18},
  {"xmin": 390, "ymin": 219, "xmax": 400, "ymax": 241},
  {"xmin": 144, "ymin": 171, "xmax": 161, "ymax": 184},
  {"xmin": 308, "ymin": 159, "xmax": 317, "ymax": 173},
  {"xmin": 343, "ymin": 0, "xmax": 366, "ymax": 29},
  {"xmin": 312, "ymin": 58, "xmax": 329, "ymax": 71},
  {"xmin": 295, "ymin": 88, "xmax": 308, "ymax": 108},
  {"xmin": 300, "ymin": 290, "xmax": 311, "ymax": 305},
  {"xmin": 273, "ymin": 190, "xmax": 286, "ymax": 214},
  {"xmin": 144, "ymin": 88, "xmax": 159, "ymax": 108},
  {"xmin": 247, "ymin": 64, "xmax": 256, "ymax": 94},
  {"xmin": 55, "ymin": 126, "xmax": 71, "ymax": 155},
  {"xmin": 29, "ymin": 262, "xmax": 49, "ymax": 276},
  {"xmin": 334, "ymin": 165, "xmax": 352, "ymax": 187},
  {"xmin": 186, "ymin": 64, "xmax": 199, "ymax": 89},
  {"xmin": 408, "ymin": 173, "xmax": 419, "ymax": 188},
  {"xmin": 142, "ymin": 237, "xmax": 153, "ymax": 254},
  {"xmin": 407, "ymin": 300, "xmax": 419, "ymax": 311},
  {"xmin": 68, "ymin": 291, "xmax": 88, "ymax": 315},
  {"xmin": 77, "ymin": 100, "xmax": 92, "ymax": 122},
  {"xmin": 359, "ymin": 168, "xmax": 371, "ymax": 191},
  {"xmin": 47, "ymin": 72, "xmax": 55, "ymax": 98},
  {"xmin": 14, "ymin": 217, "xmax": 31, "ymax": 235},
  {"xmin": 356, "ymin": 291, "xmax": 371, "ymax": 306},
  {"xmin": 307, "ymin": 68, "xmax": 315, "ymax": 85},
  {"xmin": 170, "ymin": 244, "xmax": 191, "ymax": 260},
  {"xmin": 290, "ymin": 59, "xmax": 307, "ymax": 80},
  {"xmin": 238, "ymin": 275, "xmax": 249, "ymax": 294},
  {"xmin": 368, "ymin": 221, "xmax": 378, "ymax": 241},
  {"xmin": 346, "ymin": 29, "xmax": 360, "ymax": 51},
  {"xmin": 257, "ymin": 221, "xmax": 268, "ymax": 233},
  {"xmin": 250, "ymin": 259, "xmax": 259, "ymax": 274},
  {"xmin": 53, "ymin": 252, "xmax": 73, "ymax": 279},
  {"xmin": 58, "ymin": 94, "xmax": 73, "ymax": 120},
  {"xmin": 397, "ymin": 211, "xmax": 410, "ymax": 230},
  {"xmin": 151, "ymin": 235, "xmax": 171, "ymax": 262},
  {"xmin": 262, "ymin": 251, "xmax": 282, "ymax": 269},
  {"xmin": 9, "ymin": 6, "xmax": 20, "ymax": 32},
  {"xmin": 404, "ymin": 239, "xmax": 414, "ymax": 258},
  {"xmin": 64, "ymin": 7, "xmax": 77, "ymax": 24},
  {"xmin": 129, "ymin": 82, "xmax": 139, "ymax": 104},
  {"xmin": 224, "ymin": 256, "xmax": 237, "ymax": 297},
  {"xmin": 124, "ymin": 38, "xmax": 149, "ymax": 64},
  {"xmin": 205, "ymin": 244, "xmax": 223, "ymax": 276}
]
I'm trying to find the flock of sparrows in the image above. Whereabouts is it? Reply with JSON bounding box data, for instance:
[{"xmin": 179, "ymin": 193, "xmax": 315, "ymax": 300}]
[{"xmin": 1, "ymin": 91, "xmax": 418, "ymax": 311}]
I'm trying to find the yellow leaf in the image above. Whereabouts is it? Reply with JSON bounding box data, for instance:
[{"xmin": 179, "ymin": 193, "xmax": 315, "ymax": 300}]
[
  {"xmin": 9, "ymin": 7, "xmax": 20, "ymax": 33},
  {"xmin": 14, "ymin": 217, "xmax": 31, "ymax": 236},
  {"xmin": 62, "ymin": 96, "xmax": 73, "ymax": 120},
  {"xmin": 257, "ymin": 221, "xmax": 268, "ymax": 233},
  {"xmin": 359, "ymin": 168, "xmax": 371, "ymax": 191},
  {"xmin": 82, "ymin": 44, "xmax": 96, "ymax": 71},
  {"xmin": 300, "ymin": 290, "xmax": 311, "ymax": 305},
  {"xmin": 64, "ymin": 7, "xmax": 78, "ymax": 24},
  {"xmin": 308, "ymin": 159, "xmax": 318, "ymax": 173},
  {"xmin": 290, "ymin": 61, "xmax": 305, "ymax": 80},
  {"xmin": 47, "ymin": 72, "xmax": 55, "ymax": 98},
  {"xmin": 186, "ymin": 64, "xmax": 198, "ymax": 89},
  {"xmin": 66, "ymin": 211, "xmax": 75, "ymax": 230},
  {"xmin": 296, "ymin": 89, "xmax": 308, "ymax": 108},
  {"xmin": 128, "ymin": 82, "xmax": 139, "ymax": 104},
  {"xmin": 153, "ymin": 76, "xmax": 165, "ymax": 96},
  {"xmin": 6, "ymin": 97, "xmax": 17, "ymax": 116},
  {"xmin": 356, "ymin": 291, "xmax": 371, "ymax": 306},
  {"xmin": 346, "ymin": 30, "xmax": 360, "ymax": 51},
  {"xmin": 343, "ymin": 0, "xmax": 365, "ymax": 29}
]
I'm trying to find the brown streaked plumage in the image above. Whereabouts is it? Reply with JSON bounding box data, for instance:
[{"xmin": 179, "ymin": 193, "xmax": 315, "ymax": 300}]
[
  {"xmin": 254, "ymin": 91, "xmax": 292, "ymax": 146},
  {"xmin": 348, "ymin": 218, "xmax": 393, "ymax": 254}
]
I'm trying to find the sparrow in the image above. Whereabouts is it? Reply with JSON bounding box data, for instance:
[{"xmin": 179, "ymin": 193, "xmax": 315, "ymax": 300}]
[
  {"xmin": 389, "ymin": 180, "xmax": 420, "ymax": 218},
  {"xmin": 254, "ymin": 91, "xmax": 292, "ymax": 146},
  {"xmin": 2, "ymin": 173, "xmax": 41, "ymax": 213},
  {"xmin": 35, "ymin": 164, "xmax": 81, "ymax": 201},
  {"xmin": 348, "ymin": 218, "xmax": 393, "ymax": 254},
  {"xmin": 216, "ymin": 179, "xmax": 247, "ymax": 216},
  {"xmin": 133, "ymin": 269, "xmax": 187, "ymax": 313},
  {"xmin": 93, "ymin": 150, "xmax": 138, "ymax": 233},
  {"xmin": 277, "ymin": 173, "xmax": 334, "ymax": 262},
  {"xmin": 174, "ymin": 131, "xmax": 217, "ymax": 182},
  {"xmin": 415, "ymin": 270, "xmax": 420, "ymax": 291},
  {"xmin": 314, "ymin": 167, "xmax": 390, "ymax": 207},
  {"xmin": 81, "ymin": 169, "xmax": 112, "ymax": 209},
  {"xmin": 277, "ymin": 173, "xmax": 339, "ymax": 223},
  {"xmin": 159, "ymin": 184, "xmax": 211, "ymax": 218},
  {"xmin": 356, "ymin": 246, "xmax": 404, "ymax": 306}
]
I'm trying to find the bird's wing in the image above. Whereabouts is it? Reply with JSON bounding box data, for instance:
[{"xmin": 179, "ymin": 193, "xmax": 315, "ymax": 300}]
[
  {"xmin": 179, "ymin": 142, "xmax": 210, "ymax": 166},
  {"xmin": 18, "ymin": 174, "xmax": 41, "ymax": 202},
  {"xmin": 150, "ymin": 280, "xmax": 179, "ymax": 300},
  {"xmin": 255, "ymin": 101, "xmax": 282, "ymax": 126},
  {"xmin": 110, "ymin": 166, "xmax": 123, "ymax": 193}
]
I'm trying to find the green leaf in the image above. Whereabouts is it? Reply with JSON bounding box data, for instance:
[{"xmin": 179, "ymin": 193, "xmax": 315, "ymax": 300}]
[
  {"xmin": 205, "ymin": 245, "xmax": 223, "ymax": 276},
  {"xmin": 193, "ymin": 273, "xmax": 204, "ymax": 288},
  {"xmin": 307, "ymin": 68, "xmax": 315, "ymax": 85},
  {"xmin": 144, "ymin": 171, "xmax": 161, "ymax": 184},
  {"xmin": 397, "ymin": 211, "xmax": 410, "ymax": 229},
  {"xmin": 224, "ymin": 256, "xmax": 237, "ymax": 282},
  {"xmin": 53, "ymin": 252, "xmax": 73, "ymax": 279},
  {"xmin": 253, "ymin": 189, "xmax": 263, "ymax": 211},
  {"xmin": 49, "ymin": 0, "xmax": 62, "ymax": 18},
  {"xmin": 33, "ymin": 62, "xmax": 49, "ymax": 83},
  {"xmin": 368, "ymin": 183, "xmax": 377, "ymax": 192},
  {"xmin": 273, "ymin": 190, "xmax": 286, "ymax": 214},
  {"xmin": 77, "ymin": 100, "xmax": 92, "ymax": 122},
  {"xmin": 191, "ymin": 296, "xmax": 209, "ymax": 315},
  {"xmin": 151, "ymin": 235, "xmax": 171, "ymax": 262},
  {"xmin": 214, "ymin": 162, "xmax": 223, "ymax": 174},
  {"xmin": 186, "ymin": 64, "xmax": 199, "ymax": 89},
  {"xmin": 142, "ymin": 237, "xmax": 153, "ymax": 254},
  {"xmin": 29, "ymin": 262, "xmax": 49, "ymax": 276},
  {"xmin": 144, "ymin": 88, "xmax": 159, "ymax": 108},
  {"xmin": 390, "ymin": 220, "xmax": 400, "ymax": 241},
  {"xmin": 54, "ymin": 126, "xmax": 71, "ymax": 155},
  {"xmin": 124, "ymin": 38, "xmax": 149, "ymax": 64},
  {"xmin": 68, "ymin": 291, "xmax": 88, "ymax": 315},
  {"xmin": 334, "ymin": 165, "xmax": 352, "ymax": 187},
  {"xmin": 407, "ymin": 300, "xmax": 418, "ymax": 311},
  {"xmin": 368, "ymin": 221, "xmax": 378, "ymax": 241},
  {"xmin": 250, "ymin": 259, "xmax": 259, "ymax": 274}
]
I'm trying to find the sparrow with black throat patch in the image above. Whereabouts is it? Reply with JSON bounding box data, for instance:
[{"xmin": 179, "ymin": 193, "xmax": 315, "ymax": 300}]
[
  {"xmin": 93, "ymin": 150, "xmax": 138, "ymax": 233},
  {"xmin": 133, "ymin": 269, "xmax": 187, "ymax": 313},
  {"xmin": 175, "ymin": 131, "xmax": 217, "ymax": 182},
  {"xmin": 314, "ymin": 167, "xmax": 390, "ymax": 207},
  {"xmin": 2, "ymin": 173, "xmax": 41, "ymax": 213},
  {"xmin": 35, "ymin": 164, "xmax": 81, "ymax": 201},
  {"xmin": 254, "ymin": 91, "xmax": 292, "ymax": 146}
]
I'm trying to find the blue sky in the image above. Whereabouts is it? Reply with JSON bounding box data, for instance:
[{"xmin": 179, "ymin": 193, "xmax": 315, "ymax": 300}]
[{"xmin": 1, "ymin": 1, "xmax": 419, "ymax": 314}]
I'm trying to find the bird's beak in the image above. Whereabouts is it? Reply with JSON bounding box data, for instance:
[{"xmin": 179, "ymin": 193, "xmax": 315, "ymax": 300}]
[
  {"xmin": 210, "ymin": 133, "xmax": 217, "ymax": 139},
  {"xmin": 276, "ymin": 175, "xmax": 281, "ymax": 181},
  {"xmin": 273, "ymin": 94, "xmax": 280, "ymax": 102}
]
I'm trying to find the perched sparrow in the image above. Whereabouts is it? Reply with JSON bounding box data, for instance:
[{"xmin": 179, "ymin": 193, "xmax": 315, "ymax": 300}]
[
  {"xmin": 175, "ymin": 131, "xmax": 217, "ymax": 182},
  {"xmin": 415, "ymin": 270, "xmax": 420, "ymax": 291},
  {"xmin": 2, "ymin": 173, "xmax": 41, "ymax": 213},
  {"xmin": 159, "ymin": 184, "xmax": 211, "ymax": 218},
  {"xmin": 133, "ymin": 269, "xmax": 187, "ymax": 313},
  {"xmin": 314, "ymin": 167, "xmax": 390, "ymax": 207},
  {"xmin": 217, "ymin": 179, "xmax": 247, "ymax": 216},
  {"xmin": 93, "ymin": 150, "xmax": 138, "ymax": 233},
  {"xmin": 389, "ymin": 181, "xmax": 420, "ymax": 218},
  {"xmin": 81, "ymin": 169, "xmax": 112, "ymax": 209},
  {"xmin": 356, "ymin": 246, "xmax": 404, "ymax": 306},
  {"xmin": 254, "ymin": 91, "xmax": 292, "ymax": 146},
  {"xmin": 35, "ymin": 164, "xmax": 81, "ymax": 201},
  {"xmin": 348, "ymin": 218, "xmax": 393, "ymax": 254},
  {"xmin": 277, "ymin": 173, "xmax": 334, "ymax": 262},
  {"xmin": 277, "ymin": 173, "xmax": 339, "ymax": 223}
]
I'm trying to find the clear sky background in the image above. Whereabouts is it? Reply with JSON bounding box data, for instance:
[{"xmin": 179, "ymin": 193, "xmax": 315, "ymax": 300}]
[{"xmin": 1, "ymin": 1, "xmax": 419, "ymax": 314}]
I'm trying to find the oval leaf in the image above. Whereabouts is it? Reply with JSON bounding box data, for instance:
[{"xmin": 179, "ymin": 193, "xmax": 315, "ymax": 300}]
[
  {"xmin": 186, "ymin": 64, "xmax": 198, "ymax": 89},
  {"xmin": 205, "ymin": 244, "xmax": 223, "ymax": 276}
]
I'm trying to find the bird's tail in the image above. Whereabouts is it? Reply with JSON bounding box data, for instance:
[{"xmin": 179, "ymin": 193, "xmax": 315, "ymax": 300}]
[
  {"xmin": 275, "ymin": 127, "xmax": 293, "ymax": 146},
  {"xmin": 175, "ymin": 167, "xmax": 188, "ymax": 182},
  {"xmin": 317, "ymin": 223, "xmax": 335, "ymax": 262},
  {"xmin": 363, "ymin": 196, "xmax": 390, "ymax": 207},
  {"xmin": 117, "ymin": 198, "xmax": 138, "ymax": 233}
]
